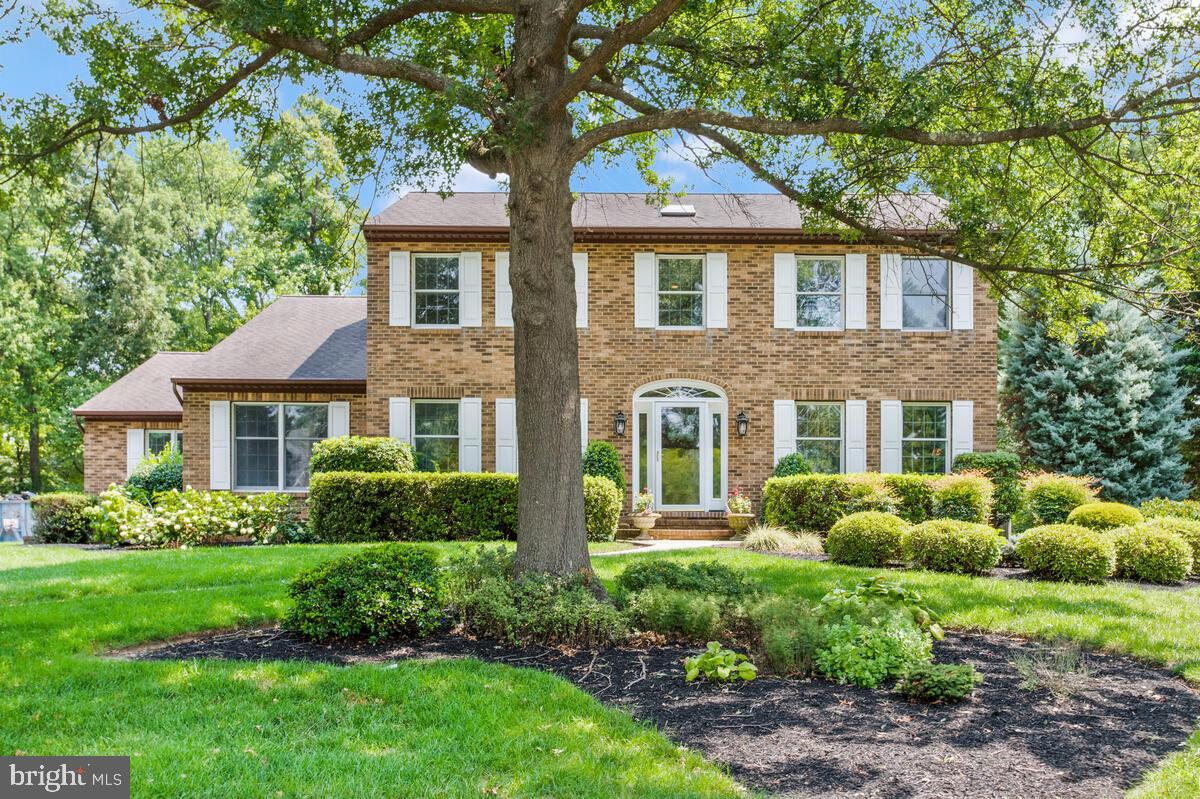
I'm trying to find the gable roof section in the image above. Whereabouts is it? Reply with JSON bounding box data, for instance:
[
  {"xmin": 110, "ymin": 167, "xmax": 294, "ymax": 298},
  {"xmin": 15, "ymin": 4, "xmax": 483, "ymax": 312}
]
[
  {"xmin": 73, "ymin": 352, "xmax": 204, "ymax": 419},
  {"xmin": 364, "ymin": 192, "xmax": 949, "ymax": 242},
  {"xmin": 171, "ymin": 296, "xmax": 366, "ymax": 390}
]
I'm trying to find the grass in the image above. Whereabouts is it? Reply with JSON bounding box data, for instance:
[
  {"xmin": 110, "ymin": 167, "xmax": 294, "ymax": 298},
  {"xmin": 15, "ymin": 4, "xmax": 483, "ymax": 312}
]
[{"xmin": 5, "ymin": 541, "xmax": 1200, "ymax": 797}]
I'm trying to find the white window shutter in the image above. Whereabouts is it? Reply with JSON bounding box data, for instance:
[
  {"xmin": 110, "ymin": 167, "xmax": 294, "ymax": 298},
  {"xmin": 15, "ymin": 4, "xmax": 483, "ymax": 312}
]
[
  {"xmin": 495, "ymin": 251, "xmax": 513, "ymax": 327},
  {"xmin": 126, "ymin": 428, "xmax": 145, "ymax": 478},
  {"xmin": 328, "ymin": 401, "xmax": 350, "ymax": 438},
  {"xmin": 573, "ymin": 252, "xmax": 589, "ymax": 328},
  {"xmin": 773, "ymin": 400, "xmax": 796, "ymax": 464},
  {"xmin": 389, "ymin": 397, "xmax": 411, "ymax": 443},
  {"xmin": 460, "ymin": 251, "xmax": 483, "ymax": 327},
  {"xmin": 580, "ymin": 398, "xmax": 589, "ymax": 452},
  {"xmin": 705, "ymin": 252, "xmax": 728, "ymax": 329},
  {"xmin": 845, "ymin": 254, "xmax": 867, "ymax": 330},
  {"xmin": 495, "ymin": 398, "xmax": 517, "ymax": 473},
  {"xmin": 951, "ymin": 262, "xmax": 974, "ymax": 330},
  {"xmin": 880, "ymin": 400, "xmax": 902, "ymax": 473},
  {"xmin": 844, "ymin": 400, "xmax": 867, "ymax": 473},
  {"xmin": 773, "ymin": 253, "xmax": 797, "ymax": 329},
  {"xmin": 458, "ymin": 398, "xmax": 482, "ymax": 472},
  {"xmin": 951, "ymin": 400, "xmax": 974, "ymax": 465},
  {"xmin": 209, "ymin": 401, "xmax": 230, "ymax": 490},
  {"xmin": 880, "ymin": 254, "xmax": 903, "ymax": 329},
  {"xmin": 389, "ymin": 251, "xmax": 411, "ymax": 327},
  {"xmin": 634, "ymin": 252, "xmax": 656, "ymax": 328}
]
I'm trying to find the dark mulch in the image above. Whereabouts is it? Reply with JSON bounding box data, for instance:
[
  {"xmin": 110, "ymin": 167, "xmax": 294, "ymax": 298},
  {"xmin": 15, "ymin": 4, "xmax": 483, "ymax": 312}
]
[{"xmin": 125, "ymin": 627, "xmax": 1200, "ymax": 799}]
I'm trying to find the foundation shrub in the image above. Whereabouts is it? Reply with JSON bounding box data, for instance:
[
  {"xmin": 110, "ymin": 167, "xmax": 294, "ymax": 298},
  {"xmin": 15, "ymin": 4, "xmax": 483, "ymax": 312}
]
[
  {"xmin": 1066, "ymin": 501, "xmax": 1144, "ymax": 531},
  {"xmin": 824, "ymin": 511, "xmax": 907, "ymax": 567},
  {"xmin": 901, "ymin": 519, "xmax": 1005, "ymax": 575},
  {"xmin": 1111, "ymin": 525, "xmax": 1193, "ymax": 584},
  {"xmin": 1014, "ymin": 524, "xmax": 1116, "ymax": 583},
  {"xmin": 310, "ymin": 436, "xmax": 415, "ymax": 474}
]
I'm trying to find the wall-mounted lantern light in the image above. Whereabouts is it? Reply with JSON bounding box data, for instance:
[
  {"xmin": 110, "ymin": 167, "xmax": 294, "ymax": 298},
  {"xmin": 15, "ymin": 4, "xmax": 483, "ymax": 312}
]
[
  {"xmin": 735, "ymin": 410, "xmax": 749, "ymax": 437},
  {"xmin": 613, "ymin": 411, "xmax": 627, "ymax": 437}
]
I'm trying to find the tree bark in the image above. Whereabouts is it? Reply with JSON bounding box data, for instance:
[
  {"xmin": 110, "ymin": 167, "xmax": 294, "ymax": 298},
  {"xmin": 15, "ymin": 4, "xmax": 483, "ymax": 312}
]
[
  {"xmin": 19, "ymin": 366, "xmax": 41, "ymax": 492},
  {"xmin": 507, "ymin": 0, "xmax": 591, "ymax": 578}
]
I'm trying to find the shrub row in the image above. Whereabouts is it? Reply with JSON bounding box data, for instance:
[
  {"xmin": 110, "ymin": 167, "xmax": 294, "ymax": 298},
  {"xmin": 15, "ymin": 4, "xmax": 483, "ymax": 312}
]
[
  {"xmin": 308, "ymin": 472, "xmax": 622, "ymax": 542},
  {"xmin": 824, "ymin": 511, "xmax": 1004, "ymax": 575},
  {"xmin": 763, "ymin": 472, "xmax": 994, "ymax": 533}
]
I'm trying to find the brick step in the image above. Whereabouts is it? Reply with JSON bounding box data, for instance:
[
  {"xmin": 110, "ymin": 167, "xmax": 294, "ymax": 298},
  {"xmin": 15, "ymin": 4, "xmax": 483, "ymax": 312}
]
[
  {"xmin": 621, "ymin": 514, "xmax": 731, "ymax": 530},
  {"xmin": 631, "ymin": 527, "xmax": 735, "ymax": 541}
]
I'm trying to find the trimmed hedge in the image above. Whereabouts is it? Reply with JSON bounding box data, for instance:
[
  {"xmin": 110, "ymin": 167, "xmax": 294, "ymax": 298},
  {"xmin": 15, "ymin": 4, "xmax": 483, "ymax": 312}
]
[
  {"xmin": 1140, "ymin": 497, "xmax": 1200, "ymax": 522},
  {"xmin": 31, "ymin": 492, "xmax": 96, "ymax": 543},
  {"xmin": 825, "ymin": 511, "xmax": 907, "ymax": 567},
  {"xmin": 953, "ymin": 451, "xmax": 1022, "ymax": 522},
  {"xmin": 1111, "ymin": 526, "xmax": 1193, "ymax": 585},
  {"xmin": 1066, "ymin": 502, "xmax": 1143, "ymax": 531},
  {"xmin": 308, "ymin": 472, "xmax": 621, "ymax": 542},
  {"xmin": 762, "ymin": 473, "xmax": 993, "ymax": 533},
  {"xmin": 310, "ymin": 436, "xmax": 415, "ymax": 474},
  {"xmin": 1014, "ymin": 524, "xmax": 1116, "ymax": 583},
  {"xmin": 901, "ymin": 519, "xmax": 1005, "ymax": 575},
  {"xmin": 582, "ymin": 441, "xmax": 625, "ymax": 496}
]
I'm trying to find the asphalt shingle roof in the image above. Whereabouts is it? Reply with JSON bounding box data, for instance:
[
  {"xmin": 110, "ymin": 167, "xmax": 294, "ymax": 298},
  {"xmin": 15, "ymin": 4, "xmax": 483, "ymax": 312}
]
[{"xmin": 73, "ymin": 352, "xmax": 203, "ymax": 418}]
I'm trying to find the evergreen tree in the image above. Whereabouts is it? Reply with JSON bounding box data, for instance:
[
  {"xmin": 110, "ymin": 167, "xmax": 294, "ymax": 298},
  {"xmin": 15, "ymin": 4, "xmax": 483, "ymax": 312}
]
[{"xmin": 1001, "ymin": 302, "xmax": 1194, "ymax": 503}]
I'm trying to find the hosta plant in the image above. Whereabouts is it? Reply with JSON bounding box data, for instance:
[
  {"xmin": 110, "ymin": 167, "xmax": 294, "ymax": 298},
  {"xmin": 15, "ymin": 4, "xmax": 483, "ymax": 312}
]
[{"xmin": 684, "ymin": 642, "xmax": 758, "ymax": 683}]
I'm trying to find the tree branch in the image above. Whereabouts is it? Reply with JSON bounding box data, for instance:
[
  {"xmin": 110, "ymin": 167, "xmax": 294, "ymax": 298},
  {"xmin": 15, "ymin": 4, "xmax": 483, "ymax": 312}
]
[{"xmin": 343, "ymin": 0, "xmax": 512, "ymax": 47}]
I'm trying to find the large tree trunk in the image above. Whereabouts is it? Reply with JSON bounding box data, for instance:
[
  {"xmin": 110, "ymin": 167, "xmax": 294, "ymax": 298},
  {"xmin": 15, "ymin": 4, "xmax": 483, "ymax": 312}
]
[{"xmin": 507, "ymin": 1, "xmax": 591, "ymax": 578}]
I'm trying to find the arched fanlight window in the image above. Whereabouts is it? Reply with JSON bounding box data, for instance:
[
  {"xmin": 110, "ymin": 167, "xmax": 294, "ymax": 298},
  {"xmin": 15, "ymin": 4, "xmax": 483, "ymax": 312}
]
[{"xmin": 637, "ymin": 385, "xmax": 721, "ymax": 399}]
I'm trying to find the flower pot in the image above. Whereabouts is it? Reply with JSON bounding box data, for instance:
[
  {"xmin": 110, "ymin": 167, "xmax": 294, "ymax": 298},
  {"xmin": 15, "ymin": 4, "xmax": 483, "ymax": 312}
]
[
  {"xmin": 630, "ymin": 513, "xmax": 660, "ymax": 540},
  {"xmin": 726, "ymin": 512, "xmax": 754, "ymax": 537}
]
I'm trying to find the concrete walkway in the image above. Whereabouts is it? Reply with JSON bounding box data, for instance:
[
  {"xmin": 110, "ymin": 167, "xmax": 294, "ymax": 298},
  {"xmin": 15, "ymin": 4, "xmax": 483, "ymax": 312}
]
[{"xmin": 594, "ymin": 539, "xmax": 741, "ymax": 557}]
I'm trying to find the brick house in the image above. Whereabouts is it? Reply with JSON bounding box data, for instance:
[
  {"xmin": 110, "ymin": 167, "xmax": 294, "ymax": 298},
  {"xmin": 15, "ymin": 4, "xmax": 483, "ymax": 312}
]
[{"xmin": 74, "ymin": 192, "xmax": 997, "ymax": 513}]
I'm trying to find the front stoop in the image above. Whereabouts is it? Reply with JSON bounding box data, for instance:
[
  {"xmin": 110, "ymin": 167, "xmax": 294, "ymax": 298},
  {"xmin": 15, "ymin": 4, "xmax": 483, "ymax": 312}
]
[{"xmin": 617, "ymin": 511, "xmax": 734, "ymax": 541}]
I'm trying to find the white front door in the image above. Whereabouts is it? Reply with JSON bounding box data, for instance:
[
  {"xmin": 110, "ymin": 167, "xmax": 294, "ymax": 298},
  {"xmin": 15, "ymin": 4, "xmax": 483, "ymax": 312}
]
[{"xmin": 644, "ymin": 400, "xmax": 726, "ymax": 511}]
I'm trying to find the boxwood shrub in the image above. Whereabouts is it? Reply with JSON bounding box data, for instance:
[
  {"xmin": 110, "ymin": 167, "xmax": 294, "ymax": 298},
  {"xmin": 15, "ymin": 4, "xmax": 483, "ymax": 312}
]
[
  {"xmin": 1136, "ymin": 516, "xmax": 1200, "ymax": 571},
  {"xmin": 901, "ymin": 519, "xmax": 1005, "ymax": 575},
  {"xmin": 284, "ymin": 544, "xmax": 445, "ymax": 643},
  {"xmin": 1140, "ymin": 498, "xmax": 1200, "ymax": 522},
  {"xmin": 31, "ymin": 492, "xmax": 96, "ymax": 543},
  {"xmin": 825, "ymin": 511, "xmax": 907, "ymax": 567},
  {"xmin": 1014, "ymin": 524, "xmax": 1116, "ymax": 583},
  {"xmin": 762, "ymin": 472, "xmax": 993, "ymax": 533},
  {"xmin": 308, "ymin": 472, "xmax": 621, "ymax": 542},
  {"xmin": 1111, "ymin": 525, "xmax": 1194, "ymax": 584},
  {"xmin": 310, "ymin": 436, "xmax": 415, "ymax": 474},
  {"xmin": 1066, "ymin": 501, "xmax": 1143, "ymax": 532},
  {"xmin": 1017, "ymin": 473, "xmax": 1098, "ymax": 528}
]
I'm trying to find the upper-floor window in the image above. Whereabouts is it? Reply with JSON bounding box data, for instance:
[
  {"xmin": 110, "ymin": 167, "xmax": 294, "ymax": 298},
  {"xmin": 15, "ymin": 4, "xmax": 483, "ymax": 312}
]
[
  {"xmin": 233, "ymin": 403, "xmax": 328, "ymax": 490},
  {"xmin": 796, "ymin": 402, "xmax": 843, "ymax": 473},
  {"xmin": 146, "ymin": 430, "xmax": 182, "ymax": 455},
  {"xmin": 413, "ymin": 400, "xmax": 459, "ymax": 472},
  {"xmin": 902, "ymin": 403, "xmax": 948, "ymax": 474},
  {"xmin": 414, "ymin": 254, "xmax": 461, "ymax": 327},
  {"xmin": 657, "ymin": 255, "xmax": 705, "ymax": 328},
  {"xmin": 796, "ymin": 256, "xmax": 844, "ymax": 330},
  {"xmin": 902, "ymin": 257, "xmax": 950, "ymax": 330}
]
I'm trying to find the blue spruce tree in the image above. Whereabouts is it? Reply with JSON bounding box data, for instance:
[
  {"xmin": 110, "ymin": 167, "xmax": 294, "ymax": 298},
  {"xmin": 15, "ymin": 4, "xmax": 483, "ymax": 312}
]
[{"xmin": 1001, "ymin": 301, "xmax": 1195, "ymax": 503}]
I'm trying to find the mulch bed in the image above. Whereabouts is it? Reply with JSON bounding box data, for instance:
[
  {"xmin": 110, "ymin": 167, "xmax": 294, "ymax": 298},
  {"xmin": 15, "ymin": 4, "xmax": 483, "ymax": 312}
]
[{"xmin": 124, "ymin": 627, "xmax": 1200, "ymax": 799}]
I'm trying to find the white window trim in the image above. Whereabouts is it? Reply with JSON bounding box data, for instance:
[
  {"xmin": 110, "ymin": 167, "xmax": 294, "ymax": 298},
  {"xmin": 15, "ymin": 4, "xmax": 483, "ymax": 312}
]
[
  {"xmin": 795, "ymin": 255, "xmax": 845, "ymax": 332},
  {"xmin": 145, "ymin": 429, "xmax": 182, "ymax": 454},
  {"xmin": 232, "ymin": 402, "xmax": 329, "ymax": 493},
  {"xmin": 412, "ymin": 253, "xmax": 462, "ymax": 329},
  {"xmin": 655, "ymin": 254, "xmax": 707, "ymax": 330},
  {"xmin": 412, "ymin": 399, "xmax": 461, "ymax": 471},
  {"xmin": 901, "ymin": 256, "xmax": 952, "ymax": 332},
  {"xmin": 900, "ymin": 401, "xmax": 951, "ymax": 474},
  {"xmin": 795, "ymin": 401, "xmax": 845, "ymax": 473}
]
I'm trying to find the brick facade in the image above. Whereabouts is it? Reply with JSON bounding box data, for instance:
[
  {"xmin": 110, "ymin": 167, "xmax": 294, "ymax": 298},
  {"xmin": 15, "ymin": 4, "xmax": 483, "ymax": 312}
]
[
  {"xmin": 82, "ymin": 419, "xmax": 182, "ymax": 494},
  {"xmin": 362, "ymin": 240, "xmax": 998, "ymax": 507}
]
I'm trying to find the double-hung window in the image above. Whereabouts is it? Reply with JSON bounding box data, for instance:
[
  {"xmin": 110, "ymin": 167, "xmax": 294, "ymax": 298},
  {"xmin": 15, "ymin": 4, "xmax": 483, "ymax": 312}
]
[
  {"xmin": 901, "ymin": 403, "xmax": 949, "ymax": 474},
  {"xmin": 146, "ymin": 430, "xmax": 183, "ymax": 455},
  {"xmin": 413, "ymin": 400, "xmax": 459, "ymax": 472},
  {"xmin": 233, "ymin": 403, "xmax": 328, "ymax": 490},
  {"xmin": 796, "ymin": 403, "xmax": 843, "ymax": 473},
  {"xmin": 413, "ymin": 254, "xmax": 461, "ymax": 326},
  {"xmin": 796, "ymin": 256, "xmax": 844, "ymax": 329},
  {"xmin": 902, "ymin": 257, "xmax": 950, "ymax": 330},
  {"xmin": 656, "ymin": 255, "xmax": 705, "ymax": 328}
]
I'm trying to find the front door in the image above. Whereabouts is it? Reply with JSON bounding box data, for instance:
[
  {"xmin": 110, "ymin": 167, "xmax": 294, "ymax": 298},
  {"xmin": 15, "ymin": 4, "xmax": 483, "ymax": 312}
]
[{"xmin": 656, "ymin": 403, "xmax": 704, "ymax": 510}]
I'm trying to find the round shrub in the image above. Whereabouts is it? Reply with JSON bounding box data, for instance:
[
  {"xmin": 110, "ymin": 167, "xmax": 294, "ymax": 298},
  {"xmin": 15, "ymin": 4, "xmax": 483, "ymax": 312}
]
[
  {"xmin": 1066, "ymin": 502, "xmax": 1143, "ymax": 532},
  {"xmin": 1014, "ymin": 524, "xmax": 1116, "ymax": 583},
  {"xmin": 825, "ymin": 511, "xmax": 907, "ymax": 567},
  {"xmin": 310, "ymin": 436, "xmax": 415, "ymax": 473},
  {"xmin": 583, "ymin": 474, "xmax": 621, "ymax": 541},
  {"xmin": 1137, "ymin": 516, "xmax": 1200, "ymax": 571},
  {"xmin": 1111, "ymin": 526, "xmax": 1193, "ymax": 585},
  {"xmin": 284, "ymin": 544, "xmax": 445, "ymax": 643},
  {"xmin": 1018, "ymin": 473, "xmax": 1098, "ymax": 527},
  {"xmin": 582, "ymin": 440, "xmax": 625, "ymax": 495},
  {"xmin": 30, "ymin": 492, "xmax": 96, "ymax": 543},
  {"xmin": 901, "ymin": 519, "xmax": 1004, "ymax": 575},
  {"xmin": 126, "ymin": 447, "xmax": 183, "ymax": 500},
  {"xmin": 773, "ymin": 452, "xmax": 812, "ymax": 478}
]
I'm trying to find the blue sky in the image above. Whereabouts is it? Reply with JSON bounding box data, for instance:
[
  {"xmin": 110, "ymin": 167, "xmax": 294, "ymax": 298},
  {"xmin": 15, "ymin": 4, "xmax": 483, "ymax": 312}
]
[{"xmin": 0, "ymin": 24, "xmax": 771, "ymax": 215}]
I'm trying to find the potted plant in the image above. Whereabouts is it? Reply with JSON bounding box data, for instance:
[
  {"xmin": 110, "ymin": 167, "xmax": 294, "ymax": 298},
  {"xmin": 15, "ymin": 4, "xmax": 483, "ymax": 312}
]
[
  {"xmin": 630, "ymin": 487, "xmax": 659, "ymax": 539},
  {"xmin": 726, "ymin": 487, "xmax": 754, "ymax": 536}
]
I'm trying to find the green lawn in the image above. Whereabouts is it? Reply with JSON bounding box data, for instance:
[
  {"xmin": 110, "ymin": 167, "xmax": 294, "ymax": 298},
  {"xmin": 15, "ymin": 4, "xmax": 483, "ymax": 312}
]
[{"xmin": 3, "ymin": 542, "xmax": 1200, "ymax": 797}]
